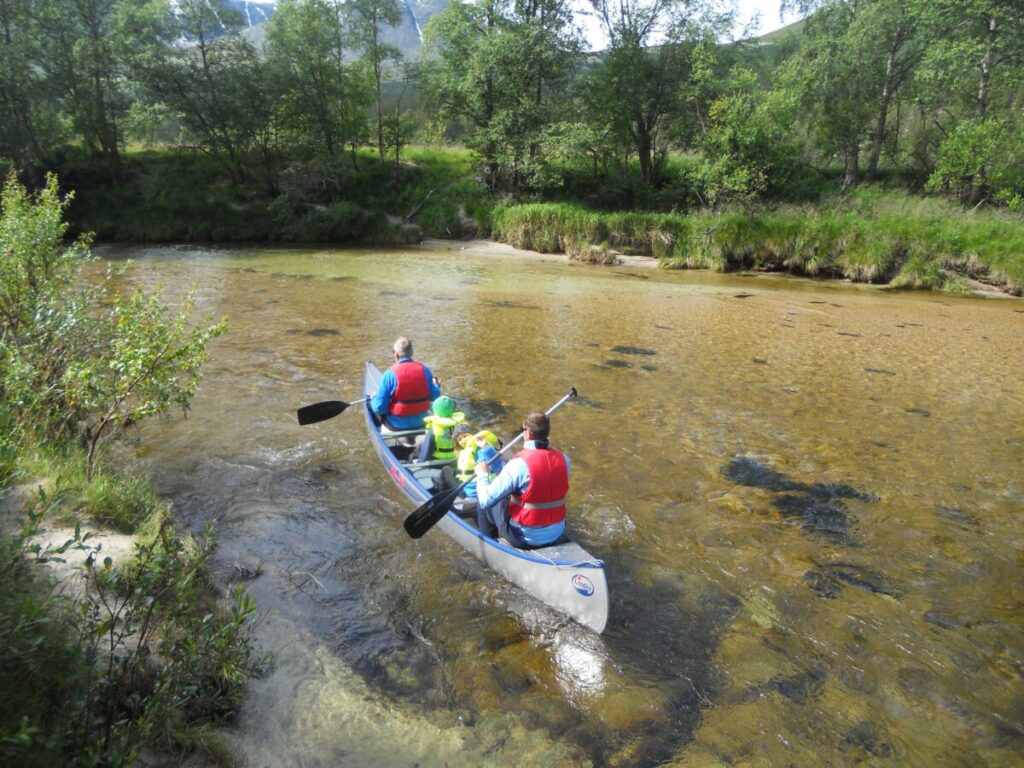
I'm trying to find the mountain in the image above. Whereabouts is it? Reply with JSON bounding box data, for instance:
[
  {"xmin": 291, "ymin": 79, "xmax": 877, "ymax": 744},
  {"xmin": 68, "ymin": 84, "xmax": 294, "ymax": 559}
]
[{"xmin": 228, "ymin": 0, "xmax": 448, "ymax": 62}]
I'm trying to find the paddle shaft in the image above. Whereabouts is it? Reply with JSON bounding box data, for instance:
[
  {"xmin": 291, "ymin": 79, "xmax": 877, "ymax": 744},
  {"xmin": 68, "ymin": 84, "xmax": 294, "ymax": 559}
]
[{"xmin": 403, "ymin": 387, "xmax": 577, "ymax": 538}]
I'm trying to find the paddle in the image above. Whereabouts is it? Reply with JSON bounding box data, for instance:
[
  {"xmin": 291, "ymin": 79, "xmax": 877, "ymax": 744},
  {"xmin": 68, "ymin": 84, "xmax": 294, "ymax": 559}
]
[
  {"xmin": 403, "ymin": 387, "xmax": 578, "ymax": 539},
  {"xmin": 297, "ymin": 398, "xmax": 367, "ymax": 426}
]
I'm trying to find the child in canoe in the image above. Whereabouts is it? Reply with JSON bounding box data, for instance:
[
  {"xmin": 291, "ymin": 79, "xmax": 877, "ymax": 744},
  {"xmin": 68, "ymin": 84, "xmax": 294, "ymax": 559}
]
[{"xmin": 441, "ymin": 425, "xmax": 504, "ymax": 510}]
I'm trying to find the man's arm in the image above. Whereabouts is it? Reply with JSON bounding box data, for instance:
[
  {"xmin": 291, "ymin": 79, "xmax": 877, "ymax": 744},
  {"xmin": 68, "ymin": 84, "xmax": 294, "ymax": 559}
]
[
  {"xmin": 371, "ymin": 370, "xmax": 396, "ymax": 415},
  {"xmin": 423, "ymin": 365, "xmax": 442, "ymax": 400},
  {"xmin": 476, "ymin": 457, "xmax": 528, "ymax": 509}
]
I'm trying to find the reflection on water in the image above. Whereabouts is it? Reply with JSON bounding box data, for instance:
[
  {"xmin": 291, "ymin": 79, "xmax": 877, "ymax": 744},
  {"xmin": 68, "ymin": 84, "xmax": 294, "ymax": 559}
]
[{"xmin": 104, "ymin": 244, "xmax": 1024, "ymax": 766}]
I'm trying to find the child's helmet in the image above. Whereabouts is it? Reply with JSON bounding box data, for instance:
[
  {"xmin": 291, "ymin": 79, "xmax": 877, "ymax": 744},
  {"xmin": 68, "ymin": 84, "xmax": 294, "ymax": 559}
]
[{"xmin": 432, "ymin": 395, "xmax": 456, "ymax": 417}]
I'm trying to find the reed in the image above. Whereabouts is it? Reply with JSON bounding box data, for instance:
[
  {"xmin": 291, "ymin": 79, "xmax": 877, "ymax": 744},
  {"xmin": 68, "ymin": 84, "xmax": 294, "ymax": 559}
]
[{"xmin": 491, "ymin": 192, "xmax": 1024, "ymax": 294}]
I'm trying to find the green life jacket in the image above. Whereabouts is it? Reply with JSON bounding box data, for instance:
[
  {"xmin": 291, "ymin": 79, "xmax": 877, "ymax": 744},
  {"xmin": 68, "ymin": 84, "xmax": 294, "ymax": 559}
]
[{"xmin": 423, "ymin": 412, "xmax": 465, "ymax": 460}]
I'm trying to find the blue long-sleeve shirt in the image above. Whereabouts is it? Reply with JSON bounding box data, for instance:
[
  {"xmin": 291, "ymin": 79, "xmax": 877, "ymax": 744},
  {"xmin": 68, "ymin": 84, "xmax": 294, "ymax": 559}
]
[
  {"xmin": 477, "ymin": 440, "xmax": 570, "ymax": 546},
  {"xmin": 371, "ymin": 357, "xmax": 441, "ymax": 429}
]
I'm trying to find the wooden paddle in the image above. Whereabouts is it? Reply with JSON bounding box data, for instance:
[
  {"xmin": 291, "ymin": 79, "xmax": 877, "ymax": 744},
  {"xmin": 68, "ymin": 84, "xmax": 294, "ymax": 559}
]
[
  {"xmin": 297, "ymin": 398, "xmax": 368, "ymax": 425},
  {"xmin": 403, "ymin": 387, "xmax": 578, "ymax": 539}
]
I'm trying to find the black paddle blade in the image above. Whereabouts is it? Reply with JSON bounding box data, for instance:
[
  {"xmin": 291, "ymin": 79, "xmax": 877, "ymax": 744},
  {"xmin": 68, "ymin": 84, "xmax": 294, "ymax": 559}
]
[
  {"xmin": 404, "ymin": 484, "xmax": 465, "ymax": 539},
  {"xmin": 297, "ymin": 400, "xmax": 349, "ymax": 425}
]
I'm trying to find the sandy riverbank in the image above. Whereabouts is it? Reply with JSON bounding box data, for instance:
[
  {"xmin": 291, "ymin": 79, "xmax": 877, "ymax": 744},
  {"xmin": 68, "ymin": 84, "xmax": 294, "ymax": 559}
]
[
  {"xmin": 419, "ymin": 238, "xmax": 1020, "ymax": 298},
  {"xmin": 418, "ymin": 238, "xmax": 659, "ymax": 269}
]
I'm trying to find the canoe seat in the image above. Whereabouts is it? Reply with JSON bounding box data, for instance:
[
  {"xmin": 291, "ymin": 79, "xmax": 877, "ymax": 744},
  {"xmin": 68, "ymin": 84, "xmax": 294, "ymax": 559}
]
[{"xmin": 452, "ymin": 497, "xmax": 478, "ymax": 517}]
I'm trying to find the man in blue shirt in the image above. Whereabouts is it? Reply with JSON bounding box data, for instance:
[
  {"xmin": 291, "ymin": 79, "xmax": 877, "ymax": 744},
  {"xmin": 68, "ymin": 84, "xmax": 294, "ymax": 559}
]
[
  {"xmin": 475, "ymin": 412, "xmax": 569, "ymax": 548},
  {"xmin": 371, "ymin": 337, "xmax": 441, "ymax": 430}
]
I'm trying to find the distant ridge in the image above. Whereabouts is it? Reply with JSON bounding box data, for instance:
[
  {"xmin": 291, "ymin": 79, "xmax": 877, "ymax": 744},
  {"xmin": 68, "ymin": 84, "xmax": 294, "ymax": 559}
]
[{"xmin": 230, "ymin": 0, "xmax": 448, "ymax": 62}]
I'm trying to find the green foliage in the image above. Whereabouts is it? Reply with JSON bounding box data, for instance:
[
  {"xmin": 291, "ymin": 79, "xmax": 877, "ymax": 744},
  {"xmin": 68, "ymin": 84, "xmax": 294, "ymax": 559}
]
[
  {"xmin": 66, "ymin": 287, "xmax": 226, "ymax": 479},
  {"xmin": 699, "ymin": 67, "xmax": 802, "ymax": 206},
  {"xmin": 0, "ymin": 172, "xmax": 227, "ymax": 479},
  {"xmin": 423, "ymin": 0, "xmax": 582, "ymax": 191},
  {"xmin": 0, "ymin": 173, "xmax": 95, "ymax": 439},
  {"xmin": 266, "ymin": 0, "xmax": 374, "ymax": 162},
  {"xmin": 0, "ymin": 507, "xmax": 263, "ymax": 767},
  {"xmin": 927, "ymin": 118, "xmax": 1024, "ymax": 208}
]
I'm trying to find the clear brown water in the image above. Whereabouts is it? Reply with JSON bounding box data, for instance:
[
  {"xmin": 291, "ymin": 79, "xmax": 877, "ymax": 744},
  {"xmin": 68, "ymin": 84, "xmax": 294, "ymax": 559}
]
[{"xmin": 104, "ymin": 243, "xmax": 1023, "ymax": 767}]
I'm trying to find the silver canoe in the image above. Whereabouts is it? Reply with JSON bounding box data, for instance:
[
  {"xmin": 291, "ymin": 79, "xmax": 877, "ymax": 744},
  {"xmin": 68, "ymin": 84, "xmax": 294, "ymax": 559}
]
[{"xmin": 364, "ymin": 362, "xmax": 609, "ymax": 634}]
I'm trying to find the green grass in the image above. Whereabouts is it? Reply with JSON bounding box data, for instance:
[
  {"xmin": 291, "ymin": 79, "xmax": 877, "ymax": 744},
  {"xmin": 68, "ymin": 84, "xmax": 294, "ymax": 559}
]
[
  {"xmin": 13, "ymin": 441, "xmax": 166, "ymax": 533},
  {"xmin": 492, "ymin": 189, "xmax": 1024, "ymax": 294}
]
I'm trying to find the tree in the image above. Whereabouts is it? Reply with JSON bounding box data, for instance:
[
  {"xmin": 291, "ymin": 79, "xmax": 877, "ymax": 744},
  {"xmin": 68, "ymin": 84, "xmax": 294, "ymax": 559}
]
[
  {"xmin": 424, "ymin": 0, "xmax": 581, "ymax": 190},
  {"xmin": 347, "ymin": 0, "xmax": 403, "ymax": 163},
  {"xmin": 585, "ymin": 0, "xmax": 720, "ymax": 187},
  {"xmin": 121, "ymin": 0, "xmax": 278, "ymax": 181},
  {"xmin": 782, "ymin": 0, "xmax": 878, "ymax": 186},
  {"xmin": 266, "ymin": 0, "xmax": 372, "ymax": 164},
  {"xmin": 33, "ymin": 0, "xmax": 130, "ymax": 173},
  {"xmin": 0, "ymin": 0, "xmax": 66, "ymax": 172},
  {"xmin": 699, "ymin": 66, "xmax": 801, "ymax": 205}
]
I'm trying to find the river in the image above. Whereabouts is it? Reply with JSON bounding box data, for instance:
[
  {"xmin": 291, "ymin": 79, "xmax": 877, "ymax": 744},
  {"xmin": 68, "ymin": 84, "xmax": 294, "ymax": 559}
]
[{"xmin": 103, "ymin": 242, "xmax": 1023, "ymax": 767}]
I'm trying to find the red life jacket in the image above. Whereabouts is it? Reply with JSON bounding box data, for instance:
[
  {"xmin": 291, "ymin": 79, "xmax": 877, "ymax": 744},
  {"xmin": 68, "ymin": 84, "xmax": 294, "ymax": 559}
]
[
  {"xmin": 388, "ymin": 361, "xmax": 430, "ymax": 417},
  {"xmin": 509, "ymin": 446, "xmax": 568, "ymax": 527}
]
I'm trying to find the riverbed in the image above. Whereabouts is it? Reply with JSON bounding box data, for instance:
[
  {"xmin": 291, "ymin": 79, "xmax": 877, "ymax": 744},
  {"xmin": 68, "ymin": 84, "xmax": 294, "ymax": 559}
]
[{"xmin": 104, "ymin": 242, "xmax": 1023, "ymax": 767}]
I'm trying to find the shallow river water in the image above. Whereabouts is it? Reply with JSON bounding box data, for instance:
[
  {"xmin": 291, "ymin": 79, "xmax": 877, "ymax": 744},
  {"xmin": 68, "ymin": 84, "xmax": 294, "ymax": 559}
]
[{"xmin": 104, "ymin": 243, "xmax": 1023, "ymax": 767}]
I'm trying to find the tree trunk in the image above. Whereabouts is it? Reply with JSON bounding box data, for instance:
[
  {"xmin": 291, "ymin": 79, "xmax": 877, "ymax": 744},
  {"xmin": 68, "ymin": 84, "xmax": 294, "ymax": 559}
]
[
  {"xmin": 866, "ymin": 33, "xmax": 901, "ymax": 181},
  {"xmin": 977, "ymin": 15, "xmax": 996, "ymax": 118},
  {"xmin": 843, "ymin": 142, "xmax": 860, "ymax": 188}
]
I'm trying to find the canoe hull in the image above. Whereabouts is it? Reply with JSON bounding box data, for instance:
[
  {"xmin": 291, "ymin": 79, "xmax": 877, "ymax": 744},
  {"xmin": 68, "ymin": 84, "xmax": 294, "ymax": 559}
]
[{"xmin": 364, "ymin": 362, "xmax": 608, "ymax": 633}]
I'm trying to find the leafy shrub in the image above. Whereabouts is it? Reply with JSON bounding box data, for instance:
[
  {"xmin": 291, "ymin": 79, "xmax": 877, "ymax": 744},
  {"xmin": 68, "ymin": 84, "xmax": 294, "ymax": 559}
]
[
  {"xmin": 0, "ymin": 509, "xmax": 263, "ymax": 767},
  {"xmin": 927, "ymin": 119, "xmax": 1024, "ymax": 209}
]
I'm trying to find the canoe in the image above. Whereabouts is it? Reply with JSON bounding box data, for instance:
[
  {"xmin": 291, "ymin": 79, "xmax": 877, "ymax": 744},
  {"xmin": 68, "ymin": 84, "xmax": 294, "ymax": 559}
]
[{"xmin": 363, "ymin": 362, "xmax": 609, "ymax": 634}]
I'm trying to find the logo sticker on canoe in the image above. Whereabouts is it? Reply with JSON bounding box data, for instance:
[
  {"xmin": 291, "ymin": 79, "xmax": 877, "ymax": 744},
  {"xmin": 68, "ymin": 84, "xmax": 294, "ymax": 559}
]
[
  {"xmin": 571, "ymin": 574, "xmax": 595, "ymax": 597},
  {"xmin": 389, "ymin": 465, "xmax": 405, "ymax": 489}
]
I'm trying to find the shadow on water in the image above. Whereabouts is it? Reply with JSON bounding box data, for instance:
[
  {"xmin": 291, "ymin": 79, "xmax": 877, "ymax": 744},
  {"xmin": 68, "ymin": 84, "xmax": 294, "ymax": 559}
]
[
  {"xmin": 722, "ymin": 456, "xmax": 877, "ymax": 544},
  {"xmin": 721, "ymin": 457, "xmax": 903, "ymax": 604},
  {"xmin": 592, "ymin": 564, "xmax": 738, "ymax": 766}
]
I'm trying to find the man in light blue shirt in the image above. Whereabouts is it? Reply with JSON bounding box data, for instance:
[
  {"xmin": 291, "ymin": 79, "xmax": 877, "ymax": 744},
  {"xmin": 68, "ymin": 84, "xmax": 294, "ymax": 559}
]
[{"xmin": 475, "ymin": 412, "xmax": 569, "ymax": 548}]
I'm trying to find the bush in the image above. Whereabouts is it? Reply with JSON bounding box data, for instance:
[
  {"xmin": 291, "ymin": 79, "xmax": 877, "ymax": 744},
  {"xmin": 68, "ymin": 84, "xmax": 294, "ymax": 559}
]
[
  {"xmin": 0, "ymin": 508, "xmax": 263, "ymax": 767},
  {"xmin": 927, "ymin": 118, "xmax": 1024, "ymax": 209}
]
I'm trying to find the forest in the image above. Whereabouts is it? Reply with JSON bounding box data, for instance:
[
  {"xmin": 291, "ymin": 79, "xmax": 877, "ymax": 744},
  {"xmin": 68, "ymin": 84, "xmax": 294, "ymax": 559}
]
[{"xmin": 1, "ymin": 0, "xmax": 1022, "ymax": 291}]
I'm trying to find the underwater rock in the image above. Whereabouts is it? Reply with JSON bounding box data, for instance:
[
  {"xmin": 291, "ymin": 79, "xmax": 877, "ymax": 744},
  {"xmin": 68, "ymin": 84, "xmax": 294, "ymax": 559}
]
[
  {"xmin": 840, "ymin": 720, "xmax": 894, "ymax": 758},
  {"xmin": 804, "ymin": 562, "xmax": 901, "ymax": 598},
  {"xmin": 610, "ymin": 346, "xmax": 657, "ymax": 356}
]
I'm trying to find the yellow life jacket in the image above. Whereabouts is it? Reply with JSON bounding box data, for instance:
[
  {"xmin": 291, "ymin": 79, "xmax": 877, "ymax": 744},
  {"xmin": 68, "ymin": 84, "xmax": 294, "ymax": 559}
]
[
  {"xmin": 423, "ymin": 412, "xmax": 465, "ymax": 460},
  {"xmin": 456, "ymin": 443, "xmax": 477, "ymax": 482},
  {"xmin": 456, "ymin": 430, "xmax": 503, "ymax": 483},
  {"xmin": 475, "ymin": 430, "xmax": 501, "ymax": 452}
]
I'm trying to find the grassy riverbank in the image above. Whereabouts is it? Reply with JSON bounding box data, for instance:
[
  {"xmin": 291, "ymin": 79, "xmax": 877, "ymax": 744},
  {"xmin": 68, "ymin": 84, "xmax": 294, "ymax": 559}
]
[
  {"xmin": 51, "ymin": 148, "xmax": 1024, "ymax": 295},
  {"xmin": 492, "ymin": 192, "xmax": 1024, "ymax": 295},
  {"xmin": 60, "ymin": 146, "xmax": 491, "ymax": 244}
]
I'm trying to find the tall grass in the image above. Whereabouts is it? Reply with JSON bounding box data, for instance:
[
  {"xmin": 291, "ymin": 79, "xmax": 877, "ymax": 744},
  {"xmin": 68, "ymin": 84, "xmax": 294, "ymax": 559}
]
[{"xmin": 491, "ymin": 190, "xmax": 1024, "ymax": 294}]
